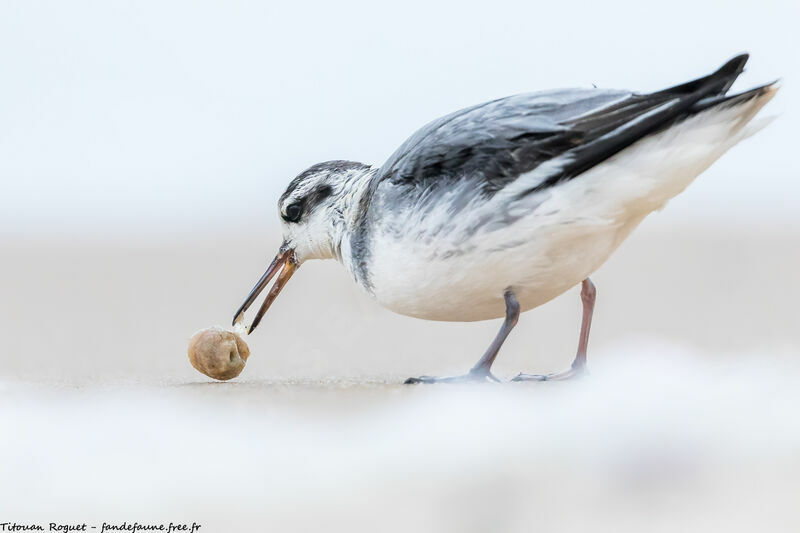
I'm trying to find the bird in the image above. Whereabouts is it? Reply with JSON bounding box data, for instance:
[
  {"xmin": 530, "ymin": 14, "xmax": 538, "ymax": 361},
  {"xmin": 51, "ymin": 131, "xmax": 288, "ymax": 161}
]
[{"xmin": 232, "ymin": 54, "xmax": 777, "ymax": 384}]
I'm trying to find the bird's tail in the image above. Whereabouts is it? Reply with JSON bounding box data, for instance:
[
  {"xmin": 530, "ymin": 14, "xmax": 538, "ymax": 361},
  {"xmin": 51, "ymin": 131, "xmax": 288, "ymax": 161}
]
[{"xmin": 552, "ymin": 54, "xmax": 766, "ymax": 183}]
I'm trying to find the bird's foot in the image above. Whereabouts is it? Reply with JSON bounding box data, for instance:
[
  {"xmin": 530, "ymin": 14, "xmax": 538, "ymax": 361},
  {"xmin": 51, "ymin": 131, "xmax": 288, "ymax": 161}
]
[
  {"xmin": 404, "ymin": 367, "xmax": 500, "ymax": 385},
  {"xmin": 511, "ymin": 361, "xmax": 588, "ymax": 382}
]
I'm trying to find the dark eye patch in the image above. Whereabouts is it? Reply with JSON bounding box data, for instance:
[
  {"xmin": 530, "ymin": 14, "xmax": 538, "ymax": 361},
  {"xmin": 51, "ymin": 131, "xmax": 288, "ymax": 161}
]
[{"xmin": 281, "ymin": 185, "xmax": 334, "ymax": 224}]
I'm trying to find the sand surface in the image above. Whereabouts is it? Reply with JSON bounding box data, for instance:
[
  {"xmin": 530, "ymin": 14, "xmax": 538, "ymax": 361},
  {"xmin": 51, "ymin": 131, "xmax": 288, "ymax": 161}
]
[{"xmin": 1, "ymin": 224, "xmax": 799, "ymax": 531}]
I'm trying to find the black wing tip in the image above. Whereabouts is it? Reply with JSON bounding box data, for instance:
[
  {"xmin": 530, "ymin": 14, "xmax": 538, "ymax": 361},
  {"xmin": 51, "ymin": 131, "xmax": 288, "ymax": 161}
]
[
  {"xmin": 717, "ymin": 53, "xmax": 750, "ymax": 77},
  {"xmin": 712, "ymin": 53, "xmax": 749, "ymax": 92},
  {"xmin": 656, "ymin": 53, "xmax": 751, "ymax": 98}
]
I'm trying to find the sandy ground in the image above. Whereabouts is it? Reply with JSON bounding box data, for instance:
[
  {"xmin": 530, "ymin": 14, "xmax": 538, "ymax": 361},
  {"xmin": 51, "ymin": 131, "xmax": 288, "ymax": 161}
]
[{"xmin": 1, "ymin": 223, "xmax": 799, "ymax": 531}]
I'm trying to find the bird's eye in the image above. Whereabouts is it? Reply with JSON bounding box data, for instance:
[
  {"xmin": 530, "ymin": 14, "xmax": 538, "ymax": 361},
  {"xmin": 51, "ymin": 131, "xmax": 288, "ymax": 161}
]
[{"xmin": 283, "ymin": 202, "xmax": 303, "ymax": 223}]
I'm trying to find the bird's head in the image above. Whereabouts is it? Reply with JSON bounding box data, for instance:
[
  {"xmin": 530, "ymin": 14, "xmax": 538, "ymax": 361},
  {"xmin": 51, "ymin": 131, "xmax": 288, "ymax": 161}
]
[{"xmin": 232, "ymin": 160, "xmax": 372, "ymax": 333}]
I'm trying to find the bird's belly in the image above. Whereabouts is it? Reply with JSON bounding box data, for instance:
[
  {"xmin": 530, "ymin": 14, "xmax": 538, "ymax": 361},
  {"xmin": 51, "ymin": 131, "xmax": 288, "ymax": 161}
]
[{"xmin": 367, "ymin": 215, "xmax": 642, "ymax": 322}]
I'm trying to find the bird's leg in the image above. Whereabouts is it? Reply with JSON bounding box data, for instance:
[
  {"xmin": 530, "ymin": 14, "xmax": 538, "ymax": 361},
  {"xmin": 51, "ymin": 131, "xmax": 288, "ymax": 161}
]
[
  {"xmin": 404, "ymin": 289, "xmax": 520, "ymax": 384},
  {"xmin": 512, "ymin": 278, "xmax": 596, "ymax": 382}
]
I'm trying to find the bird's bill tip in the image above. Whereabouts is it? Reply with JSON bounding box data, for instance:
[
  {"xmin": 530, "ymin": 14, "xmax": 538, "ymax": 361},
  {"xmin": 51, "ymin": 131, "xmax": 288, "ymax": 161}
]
[{"xmin": 232, "ymin": 245, "xmax": 298, "ymax": 334}]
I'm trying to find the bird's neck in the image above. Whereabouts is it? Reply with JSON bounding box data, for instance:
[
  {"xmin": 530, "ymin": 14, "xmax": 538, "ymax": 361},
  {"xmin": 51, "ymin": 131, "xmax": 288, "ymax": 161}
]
[{"xmin": 329, "ymin": 166, "xmax": 377, "ymax": 271}]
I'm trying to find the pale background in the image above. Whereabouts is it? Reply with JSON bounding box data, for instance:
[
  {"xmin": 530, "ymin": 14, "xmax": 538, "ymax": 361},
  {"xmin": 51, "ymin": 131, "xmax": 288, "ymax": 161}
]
[{"xmin": 1, "ymin": 0, "xmax": 799, "ymax": 531}]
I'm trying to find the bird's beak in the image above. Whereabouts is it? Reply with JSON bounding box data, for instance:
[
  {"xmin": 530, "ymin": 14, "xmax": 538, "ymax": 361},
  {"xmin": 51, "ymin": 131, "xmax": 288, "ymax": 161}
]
[{"xmin": 232, "ymin": 243, "xmax": 298, "ymax": 334}]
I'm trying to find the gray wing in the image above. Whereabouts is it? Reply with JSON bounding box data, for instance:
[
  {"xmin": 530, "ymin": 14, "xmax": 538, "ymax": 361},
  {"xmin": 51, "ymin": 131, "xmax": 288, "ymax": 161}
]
[
  {"xmin": 374, "ymin": 54, "xmax": 750, "ymax": 199},
  {"xmin": 375, "ymin": 89, "xmax": 629, "ymax": 195}
]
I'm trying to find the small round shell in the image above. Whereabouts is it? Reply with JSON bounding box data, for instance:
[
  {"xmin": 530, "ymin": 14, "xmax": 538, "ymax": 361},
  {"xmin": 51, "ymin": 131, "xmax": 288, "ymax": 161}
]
[{"xmin": 188, "ymin": 327, "xmax": 250, "ymax": 381}]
